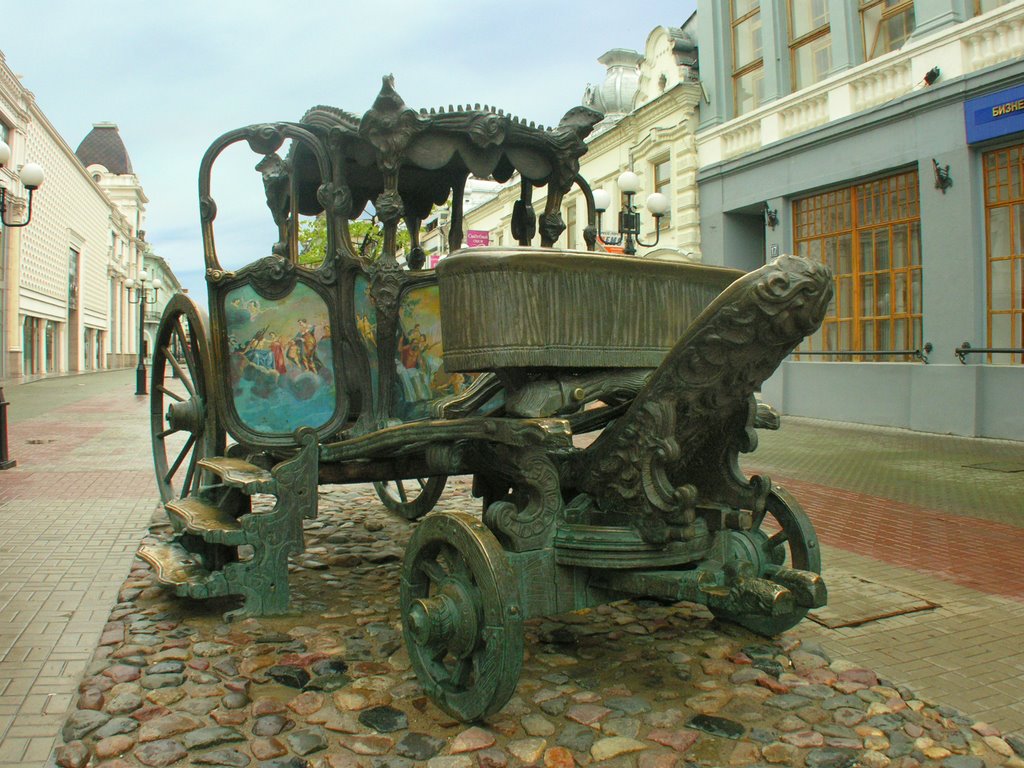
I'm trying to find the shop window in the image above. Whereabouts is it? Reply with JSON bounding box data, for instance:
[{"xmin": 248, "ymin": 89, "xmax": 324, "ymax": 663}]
[
  {"xmin": 789, "ymin": 0, "xmax": 832, "ymax": 90},
  {"xmin": 653, "ymin": 158, "xmax": 671, "ymax": 230},
  {"xmin": 860, "ymin": 0, "xmax": 915, "ymax": 61},
  {"xmin": 793, "ymin": 169, "xmax": 922, "ymax": 361},
  {"xmin": 983, "ymin": 144, "xmax": 1024, "ymax": 364},
  {"xmin": 732, "ymin": 0, "xmax": 764, "ymax": 116}
]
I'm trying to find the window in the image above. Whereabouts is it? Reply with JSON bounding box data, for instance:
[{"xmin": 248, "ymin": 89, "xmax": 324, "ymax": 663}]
[
  {"xmin": 973, "ymin": 0, "xmax": 1012, "ymax": 15},
  {"xmin": 861, "ymin": 0, "xmax": 915, "ymax": 60},
  {"xmin": 565, "ymin": 202, "xmax": 577, "ymax": 250},
  {"xmin": 793, "ymin": 170, "xmax": 922, "ymax": 360},
  {"xmin": 732, "ymin": 0, "xmax": 764, "ymax": 115},
  {"xmin": 653, "ymin": 158, "xmax": 671, "ymax": 230},
  {"xmin": 789, "ymin": 0, "xmax": 832, "ymax": 90},
  {"xmin": 983, "ymin": 145, "xmax": 1024, "ymax": 364}
]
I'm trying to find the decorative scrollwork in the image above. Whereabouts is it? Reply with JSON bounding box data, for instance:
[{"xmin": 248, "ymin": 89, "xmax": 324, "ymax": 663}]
[
  {"xmin": 199, "ymin": 195, "xmax": 217, "ymax": 223},
  {"xmin": 241, "ymin": 255, "xmax": 298, "ymax": 300},
  {"xmin": 374, "ymin": 189, "xmax": 405, "ymax": 226},
  {"xmin": 481, "ymin": 446, "xmax": 563, "ymax": 552},
  {"xmin": 359, "ymin": 75, "xmax": 426, "ymax": 174},
  {"xmin": 467, "ymin": 113, "xmax": 507, "ymax": 148},
  {"xmin": 316, "ymin": 182, "xmax": 352, "ymax": 219},
  {"xmin": 245, "ymin": 124, "xmax": 286, "ymax": 156},
  {"xmin": 575, "ymin": 255, "xmax": 833, "ymax": 544}
]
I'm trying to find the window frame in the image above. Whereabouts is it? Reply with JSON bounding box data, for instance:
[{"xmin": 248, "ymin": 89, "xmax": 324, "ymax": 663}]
[
  {"xmin": 653, "ymin": 157, "xmax": 671, "ymax": 231},
  {"xmin": 982, "ymin": 143, "xmax": 1024, "ymax": 364},
  {"xmin": 793, "ymin": 169, "xmax": 923, "ymax": 361},
  {"xmin": 787, "ymin": 0, "xmax": 832, "ymax": 91},
  {"xmin": 860, "ymin": 0, "xmax": 916, "ymax": 61},
  {"xmin": 731, "ymin": 0, "xmax": 765, "ymax": 116}
]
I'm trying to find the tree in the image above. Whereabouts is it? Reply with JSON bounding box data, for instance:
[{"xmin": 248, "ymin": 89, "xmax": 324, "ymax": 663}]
[{"xmin": 298, "ymin": 215, "xmax": 410, "ymax": 266}]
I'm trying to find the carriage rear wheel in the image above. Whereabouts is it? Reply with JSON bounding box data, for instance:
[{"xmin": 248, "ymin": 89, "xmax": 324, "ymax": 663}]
[
  {"xmin": 373, "ymin": 476, "xmax": 446, "ymax": 520},
  {"xmin": 151, "ymin": 294, "xmax": 225, "ymax": 504},
  {"xmin": 714, "ymin": 486, "xmax": 822, "ymax": 636},
  {"xmin": 401, "ymin": 511, "xmax": 523, "ymax": 722}
]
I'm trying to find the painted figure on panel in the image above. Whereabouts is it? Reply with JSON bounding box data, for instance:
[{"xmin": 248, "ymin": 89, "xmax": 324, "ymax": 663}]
[{"xmin": 224, "ymin": 283, "xmax": 336, "ymax": 434}]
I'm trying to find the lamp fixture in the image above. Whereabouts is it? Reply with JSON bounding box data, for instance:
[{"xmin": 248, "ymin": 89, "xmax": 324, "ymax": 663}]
[
  {"xmin": 592, "ymin": 171, "xmax": 668, "ymax": 256},
  {"xmin": 764, "ymin": 202, "xmax": 779, "ymax": 230},
  {"xmin": 923, "ymin": 66, "xmax": 940, "ymax": 86},
  {"xmin": 0, "ymin": 139, "xmax": 45, "ymax": 228},
  {"xmin": 932, "ymin": 159, "xmax": 952, "ymax": 193},
  {"xmin": 126, "ymin": 270, "xmax": 163, "ymax": 395}
]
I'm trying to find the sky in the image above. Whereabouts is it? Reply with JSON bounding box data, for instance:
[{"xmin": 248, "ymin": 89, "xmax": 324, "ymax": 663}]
[{"xmin": 3, "ymin": 0, "xmax": 696, "ymax": 299}]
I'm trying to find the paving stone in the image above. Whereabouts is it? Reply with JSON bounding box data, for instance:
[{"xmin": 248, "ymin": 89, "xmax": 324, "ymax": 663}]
[
  {"xmin": 687, "ymin": 714, "xmax": 746, "ymax": 740},
  {"xmin": 94, "ymin": 716, "xmax": 140, "ymax": 739},
  {"xmin": 358, "ymin": 705, "xmax": 408, "ymax": 733},
  {"xmin": 450, "ymin": 725, "xmax": 496, "ymax": 753},
  {"xmin": 183, "ymin": 725, "xmax": 245, "ymax": 750},
  {"xmin": 395, "ymin": 731, "xmax": 446, "ymax": 760},
  {"xmin": 193, "ymin": 748, "xmax": 253, "ymax": 767},
  {"xmin": 267, "ymin": 665, "xmax": 311, "ymax": 689},
  {"xmin": 591, "ymin": 736, "xmax": 649, "ymax": 761},
  {"xmin": 94, "ymin": 734, "xmax": 136, "ymax": 759},
  {"xmin": 285, "ymin": 726, "xmax": 329, "ymax": 755},
  {"xmin": 61, "ymin": 709, "xmax": 111, "ymax": 742},
  {"xmin": 54, "ymin": 740, "xmax": 90, "ymax": 768},
  {"xmin": 133, "ymin": 738, "xmax": 188, "ymax": 767}
]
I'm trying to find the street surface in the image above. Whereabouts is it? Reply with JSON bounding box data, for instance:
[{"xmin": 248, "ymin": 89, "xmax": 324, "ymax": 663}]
[{"xmin": 0, "ymin": 370, "xmax": 1021, "ymax": 767}]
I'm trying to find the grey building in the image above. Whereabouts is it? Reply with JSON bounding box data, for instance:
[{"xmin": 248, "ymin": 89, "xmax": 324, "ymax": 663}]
[{"xmin": 695, "ymin": 0, "xmax": 1024, "ymax": 440}]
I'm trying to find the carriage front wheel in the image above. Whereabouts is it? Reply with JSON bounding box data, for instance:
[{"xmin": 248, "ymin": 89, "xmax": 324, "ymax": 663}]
[
  {"xmin": 150, "ymin": 294, "xmax": 225, "ymax": 504},
  {"xmin": 400, "ymin": 511, "xmax": 523, "ymax": 722},
  {"xmin": 373, "ymin": 476, "xmax": 446, "ymax": 520}
]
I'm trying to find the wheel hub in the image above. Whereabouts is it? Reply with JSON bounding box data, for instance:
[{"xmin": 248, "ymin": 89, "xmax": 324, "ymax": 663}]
[
  {"xmin": 407, "ymin": 578, "xmax": 480, "ymax": 659},
  {"xmin": 166, "ymin": 398, "xmax": 203, "ymax": 434}
]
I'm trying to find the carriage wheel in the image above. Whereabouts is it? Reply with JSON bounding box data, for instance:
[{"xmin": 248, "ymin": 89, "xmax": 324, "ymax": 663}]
[
  {"xmin": 716, "ymin": 486, "xmax": 822, "ymax": 636},
  {"xmin": 373, "ymin": 476, "xmax": 447, "ymax": 520},
  {"xmin": 151, "ymin": 294, "xmax": 224, "ymax": 504},
  {"xmin": 401, "ymin": 511, "xmax": 523, "ymax": 722}
]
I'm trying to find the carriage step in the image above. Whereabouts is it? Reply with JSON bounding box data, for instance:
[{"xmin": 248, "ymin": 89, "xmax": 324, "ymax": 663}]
[
  {"xmin": 138, "ymin": 541, "xmax": 211, "ymax": 587},
  {"xmin": 198, "ymin": 457, "xmax": 276, "ymax": 493},
  {"xmin": 165, "ymin": 497, "xmax": 243, "ymax": 541}
]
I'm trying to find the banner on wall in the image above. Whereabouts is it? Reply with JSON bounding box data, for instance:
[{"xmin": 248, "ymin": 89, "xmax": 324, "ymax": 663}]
[{"xmin": 466, "ymin": 230, "xmax": 490, "ymax": 247}]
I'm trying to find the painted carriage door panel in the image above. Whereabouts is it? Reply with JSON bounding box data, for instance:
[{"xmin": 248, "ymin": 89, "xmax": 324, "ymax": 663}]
[
  {"xmin": 354, "ymin": 275, "xmax": 380, "ymax": 412},
  {"xmin": 394, "ymin": 284, "xmax": 474, "ymax": 420},
  {"xmin": 225, "ymin": 283, "xmax": 337, "ymax": 434}
]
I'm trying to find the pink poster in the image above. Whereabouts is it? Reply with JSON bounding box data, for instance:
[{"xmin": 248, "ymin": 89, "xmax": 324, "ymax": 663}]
[{"xmin": 466, "ymin": 230, "xmax": 489, "ymax": 247}]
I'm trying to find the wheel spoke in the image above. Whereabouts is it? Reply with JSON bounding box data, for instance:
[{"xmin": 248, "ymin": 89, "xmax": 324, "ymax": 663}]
[
  {"xmin": 163, "ymin": 345, "xmax": 197, "ymax": 398},
  {"xmin": 157, "ymin": 384, "xmax": 185, "ymax": 403},
  {"xmin": 181, "ymin": 449, "xmax": 199, "ymax": 498},
  {"xmin": 173, "ymin": 320, "xmax": 200, "ymax": 385},
  {"xmin": 767, "ymin": 530, "xmax": 789, "ymax": 549},
  {"xmin": 164, "ymin": 433, "xmax": 197, "ymax": 485},
  {"xmin": 416, "ymin": 478, "xmax": 428, "ymax": 491},
  {"xmin": 452, "ymin": 657, "xmax": 473, "ymax": 688},
  {"xmin": 156, "ymin": 426, "xmax": 178, "ymax": 439},
  {"xmin": 419, "ymin": 559, "xmax": 448, "ymax": 586},
  {"xmin": 396, "ymin": 481, "xmax": 409, "ymax": 504}
]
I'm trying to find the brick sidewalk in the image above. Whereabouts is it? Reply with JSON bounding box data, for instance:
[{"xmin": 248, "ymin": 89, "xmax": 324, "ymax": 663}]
[{"xmin": 0, "ymin": 379, "xmax": 157, "ymax": 767}]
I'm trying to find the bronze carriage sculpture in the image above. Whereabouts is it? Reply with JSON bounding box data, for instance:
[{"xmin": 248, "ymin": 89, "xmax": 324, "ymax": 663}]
[{"xmin": 140, "ymin": 77, "xmax": 833, "ymax": 722}]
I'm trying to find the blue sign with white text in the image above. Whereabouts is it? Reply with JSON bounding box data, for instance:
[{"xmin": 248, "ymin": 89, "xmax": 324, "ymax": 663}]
[{"xmin": 965, "ymin": 83, "xmax": 1024, "ymax": 144}]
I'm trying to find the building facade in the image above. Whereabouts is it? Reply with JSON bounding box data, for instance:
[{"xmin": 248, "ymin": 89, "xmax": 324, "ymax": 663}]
[
  {"xmin": 0, "ymin": 50, "xmax": 168, "ymax": 381},
  {"xmin": 695, "ymin": 0, "xmax": 1024, "ymax": 440},
  {"xmin": 460, "ymin": 20, "xmax": 704, "ymax": 263}
]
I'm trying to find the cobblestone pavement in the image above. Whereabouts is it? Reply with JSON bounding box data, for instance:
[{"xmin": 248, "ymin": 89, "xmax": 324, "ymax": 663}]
[{"xmin": 1, "ymin": 371, "xmax": 1022, "ymax": 768}]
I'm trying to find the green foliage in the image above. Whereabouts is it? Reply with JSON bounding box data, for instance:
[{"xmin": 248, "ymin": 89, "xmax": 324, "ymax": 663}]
[{"xmin": 298, "ymin": 216, "xmax": 410, "ymax": 266}]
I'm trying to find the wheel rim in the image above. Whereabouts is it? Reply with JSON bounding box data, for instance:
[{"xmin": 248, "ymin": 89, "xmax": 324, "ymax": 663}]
[
  {"xmin": 373, "ymin": 476, "xmax": 446, "ymax": 520},
  {"xmin": 401, "ymin": 511, "xmax": 522, "ymax": 722},
  {"xmin": 151, "ymin": 294, "xmax": 222, "ymax": 503}
]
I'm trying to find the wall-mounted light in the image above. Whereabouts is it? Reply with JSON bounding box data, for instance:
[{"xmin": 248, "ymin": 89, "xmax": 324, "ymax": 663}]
[
  {"xmin": 764, "ymin": 202, "xmax": 779, "ymax": 230},
  {"xmin": 923, "ymin": 66, "xmax": 941, "ymax": 86},
  {"xmin": 932, "ymin": 159, "xmax": 953, "ymax": 193},
  {"xmin": 0, "ymin": 140, "xmax": 45, "ymax": 228}
]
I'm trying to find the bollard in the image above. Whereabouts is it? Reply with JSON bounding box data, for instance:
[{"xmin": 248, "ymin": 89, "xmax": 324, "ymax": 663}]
[{"xmin": 0, "ymin": 386, "xmax": 14, "ymax": 470}]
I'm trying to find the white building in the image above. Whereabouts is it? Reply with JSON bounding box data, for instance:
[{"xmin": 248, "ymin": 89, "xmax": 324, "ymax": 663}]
[
  {"xmin": 0, "ymin": 50, "xmax": 169, "ymax": 380},
  {"xmin": 459, "ymin": 18, "xmax": 703, "ymax": 262}
]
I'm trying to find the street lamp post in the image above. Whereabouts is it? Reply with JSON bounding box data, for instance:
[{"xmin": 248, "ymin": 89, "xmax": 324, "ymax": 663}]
[
  {"xmin": 125, "ymin": 271, "xmax": 162, "ymax": 396},
  {"xmin": 0, "ymin": 139, "xmax": 46, "ymax": 471},
  {"xmin": 592, "ymin": 170, "xmax": 669, "ymax": 256}
]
